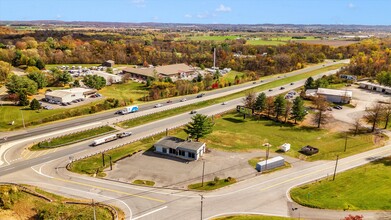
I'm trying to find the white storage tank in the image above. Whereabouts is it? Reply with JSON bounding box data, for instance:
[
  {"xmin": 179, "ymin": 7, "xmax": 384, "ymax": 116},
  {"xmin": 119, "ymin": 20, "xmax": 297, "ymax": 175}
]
[{"xmin": 256, "ymin": 156, "xmax": 285, "ymax": 172}]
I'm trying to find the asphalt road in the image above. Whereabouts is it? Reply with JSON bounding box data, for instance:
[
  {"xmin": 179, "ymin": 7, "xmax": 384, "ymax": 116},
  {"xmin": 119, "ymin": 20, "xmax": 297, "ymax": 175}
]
[
  {"xmin": 0, "ymin": 60, "xmax": 348, "ymax": 143},
  {"xmin": 4, "ymin": 59, "xmax": 388, "ymax": 220}
]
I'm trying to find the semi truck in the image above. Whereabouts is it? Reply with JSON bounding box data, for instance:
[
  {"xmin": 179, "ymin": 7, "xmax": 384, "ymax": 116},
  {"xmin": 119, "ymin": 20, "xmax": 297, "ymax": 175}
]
[
  {"xmin": 120, "ymin": 105, "xmax": 138, "ymax": 115},
  {"xmin": 91, "ymin": 134, "xmax": 118, "ymax": 146}
]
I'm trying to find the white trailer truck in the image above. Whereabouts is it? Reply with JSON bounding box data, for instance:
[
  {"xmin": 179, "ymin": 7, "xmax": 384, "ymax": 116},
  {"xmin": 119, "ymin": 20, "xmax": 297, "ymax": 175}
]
[
  {"xmin": 91, "ymin": 134, "xmax": 118, "ymax": 146},
  {"xmin": 120, "ymin": 105, "xmax": 139, "ymax": 115}
]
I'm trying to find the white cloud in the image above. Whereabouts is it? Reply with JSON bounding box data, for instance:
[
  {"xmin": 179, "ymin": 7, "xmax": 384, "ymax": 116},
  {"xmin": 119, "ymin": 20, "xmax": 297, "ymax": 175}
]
[
  {"xmin": 196, "ymin": 12, "xmax": 209, "ymax": 19},
  {"xmin": 348, "ymin": 3, "xmax": 355, "ymax": 8},
  {"xmin": 132, "ymin": 0, "xmax": 146, "ymax": 7},
  {"xmin": 152, "ymin": 16, "xmax": 158, "ymax": 20},
  {"xmin": 216, "ymin": 4, "xmax": 231, "ymax": 12},
  {"xmin": 184, "ymin": 14, "xmax": 192, "ymax": 18}
]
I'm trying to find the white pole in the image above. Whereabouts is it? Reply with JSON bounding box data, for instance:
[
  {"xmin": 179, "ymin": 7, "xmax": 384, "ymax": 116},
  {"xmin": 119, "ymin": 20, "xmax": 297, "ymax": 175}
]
[{"xmin": 20, "ymin": 109, "xmax": 25, "ymax": 129}]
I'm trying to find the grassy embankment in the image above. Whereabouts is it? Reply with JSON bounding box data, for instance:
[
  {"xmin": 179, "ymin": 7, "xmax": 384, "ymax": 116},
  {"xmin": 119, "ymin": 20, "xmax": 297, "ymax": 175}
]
[
  {"xmin": 117, "ymin": 63, "xmax": 346, "ymax": 129},
  {"xmin": 188, "ymin": 177, "xmax": 236, "ymax": 191},
  {"xmin": 0, "ymin": 184, "xmax": 119, "ymax": 219},
  {"xmin": 290, "ymin": 156, "xmax": 391, "ymax": 210},
  {"xmin": 132, "ymin": 180, "xmax": 155, "ymax": 186},
  {"xmin": 214, "ymin": 215, "xmax": 297, "ymax": 220},
  {"xmin": 30, "ymin": 126, "xmax": 116, "ymax": 151}
]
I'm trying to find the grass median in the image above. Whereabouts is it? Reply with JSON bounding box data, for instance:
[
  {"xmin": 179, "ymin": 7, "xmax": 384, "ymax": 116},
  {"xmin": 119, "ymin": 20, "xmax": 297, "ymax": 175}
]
[
  {"xmin": 118, "ymin": 63, "xmax": 346, "ymax": 129},
  {"xmin": 30, "ymin": 126, "xmax": 116, "ymax": 151},
  {"xmin": 290, "ymin": 156, "xmax": 391, "ymax": 210},
  {"xmin": 188, "ymin": 177, "xmax": 236, "ymax": 191}
]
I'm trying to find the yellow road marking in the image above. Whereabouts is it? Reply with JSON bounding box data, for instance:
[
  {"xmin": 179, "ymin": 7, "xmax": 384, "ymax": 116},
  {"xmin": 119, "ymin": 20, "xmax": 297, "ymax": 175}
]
[
  {"xmin": 260, "ymin": 148, "xmax": 391, "ymax": 191},
  {"xmin": 53, "ymin": 177, "xmax": 166, "ymax": 203},
  {"xmin": 20, "ymin": 149, "xmax": 28, "ymax": 158},
  {"xmin": 24, "ymin": 150, "xmax": 34, "ymax": 159}
]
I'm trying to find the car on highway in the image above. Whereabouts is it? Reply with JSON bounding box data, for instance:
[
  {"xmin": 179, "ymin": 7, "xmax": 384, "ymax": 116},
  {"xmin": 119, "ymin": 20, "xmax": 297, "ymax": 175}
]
[
  {"xmin": 269, "ymin": 89, "xmax": 273, "ymax": 92},
  {"xmin": 196, "ymin": 93, "xmax": 205, "ymax": 98},
  {"xmin": 154, "ymin": 103, "xmax": 163, "ymax": 108},
  {"xmin": 180, "ymin": 98, "xmax": 187, "ymax": 102},
  {"xmin": 166, "ymin": 100, "xmax": 173, "ymax": 103},
  {"xmin": 253, "ymin": 81, "xmax": 256, "ymax": 84},
  {"xmin": 290, "ymin": 82, "xmax": 294, "ymax": 85},
  {"xmin": 222, "ymin": 102, "xmax": 228, "ymax": 105},
  {"xmin": 117, "ymin": 131, "xmax": 132, "ymax": 138},
  {"xmin": 280, "ymin": 87, "xmax": 285, "ymax": 90},
  {"xmin": 190, "ymin": 110, "xmax": 197, "ymax": 114}
]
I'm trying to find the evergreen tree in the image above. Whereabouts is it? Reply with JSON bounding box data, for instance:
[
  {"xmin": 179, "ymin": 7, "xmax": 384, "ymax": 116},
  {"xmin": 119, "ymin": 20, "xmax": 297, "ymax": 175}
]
[
  {"xmin": 19, "ymin": 92, "xmax": 29, "ymax": 106},
  {"xmin": 304, "ymin": 77, "xmax": 315, "ymax": 90},
  {"xmin": 291, "ymin": 96, "xmax": 307, "ymax": 123},
  {"xmin": 254, "ymin": 92, "xmax": 267, "ymax": 112},
  {"xmin": 184, "ymin": 114, "xmax": 214, "ymax": 141},
  {"xmin": 274, "ymin": 95, "xmax": 286, "ymax": 120},
  {"xmin": 30, "ymin": 98, "xmax": 41, "ymax": 110}
]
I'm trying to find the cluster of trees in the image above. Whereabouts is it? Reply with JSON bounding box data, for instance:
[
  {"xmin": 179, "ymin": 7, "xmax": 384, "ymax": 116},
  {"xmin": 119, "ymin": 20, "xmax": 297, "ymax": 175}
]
[
  {"xmin": 364, "ymin": 100, "xmax": 391, "ymax": 132},
  {"xmin": 243, "ymin": 92, "xmax": 307, "ymax": 124},
  {"xmin": 304, "ymin": 75, "xmax": 344, "ymax": 91}
]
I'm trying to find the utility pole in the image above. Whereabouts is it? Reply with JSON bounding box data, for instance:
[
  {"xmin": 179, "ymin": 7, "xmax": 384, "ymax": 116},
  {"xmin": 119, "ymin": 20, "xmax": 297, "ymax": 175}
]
[
  {"xmin": 20, "ymin": 109, "xmax": 25, "ymax": 129},
  {"xmin": 166, "ymin": 128, "xmax": 168, "ymax": 136},
  {"xmin": 109, "ymin": 155, "xmax": 112, "ymax": 170},
  {"xmin": 201, "ymin": 161, "xmax": 205, "ymax": 187},
  {"xmin": 200, "ymin": 194, "xmax": 204, "ymax": 220},
  {"xmin": 102, "ymin": 153, "xmax": 105, "ymax": 167},
  {"xmin": 344, "ymin": 132, "xmax": 348, "ymax": 152},
  {"xmin": 264, "ymin": 146, "xmax": 270, "ymax": 171},
  {"xmin": 333, "ymin": 155, "xmax": 339, "ymax": 181},
  {"xmin": 92, "ymin": 199, "xmax": 96, "ymax": 220}
]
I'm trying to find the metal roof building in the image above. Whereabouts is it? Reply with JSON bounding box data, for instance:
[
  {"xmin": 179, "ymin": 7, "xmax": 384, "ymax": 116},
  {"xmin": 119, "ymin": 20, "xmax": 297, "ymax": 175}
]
[{"xmin": 154, "ymin": 136, "xmax": 206, "ymax": 161}]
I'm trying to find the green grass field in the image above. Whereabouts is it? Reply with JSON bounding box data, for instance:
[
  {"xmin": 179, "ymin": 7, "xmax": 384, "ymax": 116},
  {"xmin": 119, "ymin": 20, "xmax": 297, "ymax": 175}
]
[
  {"xmin": 133, "ymin": 179, "xmax": 155, "ymax": 186},
  {"xmin": 214, "ymin": 215, "xmax": 297, "ymax": 220},
  {"xmin": 222, "ymin": 70, "xmax": 245, "ymax": 84},
  {"xmin": 30, "ymin": 126, "xmax": 116, "ymax": 151},
  {"xmin": 290, "ymin": 157, "xmax": 391, "ymax": 210},
  {"xmin": 201, "ymin": 113, "xmax": 381, "ymax": 161},
  {"xmin": 118, "ymin": 64, "xmax": 346, "ymax": 129},
  {"xmin": 99, "ymin": 81, "xmax": 149, "ymax": 104},
  {"xmin": 188, "ymin": 35, "xmax": 241, "ymax": 41}
]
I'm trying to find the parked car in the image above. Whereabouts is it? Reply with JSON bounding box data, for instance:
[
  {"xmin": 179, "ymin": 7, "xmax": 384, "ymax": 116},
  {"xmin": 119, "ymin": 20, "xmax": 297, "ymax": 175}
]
[
  {"xmin": 67, "ymin": 102, "xmax": 72, "ymax": 105},
  {"xmin": 190, "ymin": 110, "xmax": 197, "ymax": 114},
  {"xmin": 333, "ymin": 105, "xmax": 343, "ymax": 110},
  {"xmin": 154, "ymin": 103, "xmax": 163, "ymax": 108},
  {"xmin": 180, "ymin": 98, "xmax": 187, "ymax": 102},
  {"xmin": 61, "ymin": 102, "xmax": 67, "ymax": 106},
  {"xmin": 72, "ymin": 100, "xmax": 78, "ymax": 103}
]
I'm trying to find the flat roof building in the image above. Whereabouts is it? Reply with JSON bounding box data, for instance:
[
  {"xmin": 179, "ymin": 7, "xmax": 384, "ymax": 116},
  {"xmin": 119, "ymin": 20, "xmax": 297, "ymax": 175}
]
[
  {"xmin": 122, "ymin": 63, "xmax": 196, "ymax": 81},
  {"xmin": 359, "ymin": 82, "xmax": 391, "ymax": 94},
  {"xmin": 45, "ymin": 88, "xmax": 95, "ymax": 103},
  {"xmin": 102, "ymin": 60, "xmax": 115, "ymax": 68},
  {"xmin": 154, "ymin": 136, "xmax": 206, "ymax": 161},
  {"xmin": 91, "ymin": 71, "xmax": 122, "ymax": 85},
  {"xmin": 305, "ymin": 88, "xmax": 352, "ymax": 104}
]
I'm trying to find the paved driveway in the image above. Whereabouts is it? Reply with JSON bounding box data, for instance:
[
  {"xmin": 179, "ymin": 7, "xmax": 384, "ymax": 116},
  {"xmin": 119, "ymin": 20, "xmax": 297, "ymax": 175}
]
[{"xmin": 104, "ymin": 149, "xmax": 301, "ymax": 189}]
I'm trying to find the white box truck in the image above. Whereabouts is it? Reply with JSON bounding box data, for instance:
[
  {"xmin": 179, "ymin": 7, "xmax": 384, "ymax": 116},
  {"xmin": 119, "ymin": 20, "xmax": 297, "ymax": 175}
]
[
  {"xmin": 120, "ymin": 105, "xmax": 139, "ymax": 115},
  {"xmin": 91, "ymin": 134, "xmax": 118, "ymax": 146}
]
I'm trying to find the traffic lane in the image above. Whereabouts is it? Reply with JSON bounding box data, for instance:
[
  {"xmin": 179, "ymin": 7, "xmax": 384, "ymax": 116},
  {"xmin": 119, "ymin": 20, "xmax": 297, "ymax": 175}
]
[{"xmin": 1, "ymin": 60, "xmax": 348, "ymax": 142}]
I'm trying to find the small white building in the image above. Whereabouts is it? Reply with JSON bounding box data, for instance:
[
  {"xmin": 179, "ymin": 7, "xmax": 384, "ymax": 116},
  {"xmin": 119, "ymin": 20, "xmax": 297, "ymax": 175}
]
[
  {"xmin": 256, "ymin": 156, "xmax": 285, "ymax": 172},
  {"xmin": 91, "ymin": 71, "xmax": 122, "ymax": 85},
  {"xmin": 280, "ymin": 143, "xmax": 291, "ymax": 152},
  {"xmin": 45, "ymin": 88, "xmax": 95, "ymax": 103},
  {"xmin": 154, "ymin": 136, "xmax": 206, "ymax": 161}
]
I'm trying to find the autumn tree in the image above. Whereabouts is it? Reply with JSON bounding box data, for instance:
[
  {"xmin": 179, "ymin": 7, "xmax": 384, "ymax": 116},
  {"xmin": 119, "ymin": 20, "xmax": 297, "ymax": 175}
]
[
  {"xmin": 382, "ymin": 99, "xmax": 391, "ymax": 129},
  {"xmin": 291, "ymin": 96, "xmax": 307, "ymax": 123},
  {"xmin": 313, "ymin": 95, "xmax": 330, "ymax": 128},
  {"xmin": 364, "ymin": 102, "xmax": 384, "ymax": 132},
  {"xmin": 0, "ymin": 60, "xmax": 12, "ymax": 82},
  {"xmin": 266, "ymin": 96, "xmax": 275, "ymax": 117},
  {"xmin": 184, "ymin": 114, "xmax": 214, "ymax": 141},
  {"xmin": 284, "ymin": 100, "xmax": 293, "ymax": 123},
  {"xmin": 243, "ymin": 91, "xmax": 256, "ymax": 109}
]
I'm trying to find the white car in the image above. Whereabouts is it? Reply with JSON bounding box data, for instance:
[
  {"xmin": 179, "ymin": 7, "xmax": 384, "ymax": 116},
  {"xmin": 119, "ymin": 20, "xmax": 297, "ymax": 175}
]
[
  {"xmin": 154, "ymin": 103, "xmax": 163, "ymax": 108},
  {"xmin": 222, "ymin": 102, "xmax": 228, "ymax": 105},
  {"xmin": 180, "ymin": 98, "xmax": 187, "ymax": 102}
]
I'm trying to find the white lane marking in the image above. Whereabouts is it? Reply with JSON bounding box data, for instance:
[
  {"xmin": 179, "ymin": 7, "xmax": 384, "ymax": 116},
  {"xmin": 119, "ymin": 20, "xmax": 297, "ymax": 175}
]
[
  {"xmin": 132, "ymin": 206, "xmax": 168, "ymax": 220},
  {"xmin": 31, "ymin": 166, "xmax": 53, "ymax": 179},
  {"xmin": 206, "ymin": 212, "xmax": 290, "ymax": 220}
]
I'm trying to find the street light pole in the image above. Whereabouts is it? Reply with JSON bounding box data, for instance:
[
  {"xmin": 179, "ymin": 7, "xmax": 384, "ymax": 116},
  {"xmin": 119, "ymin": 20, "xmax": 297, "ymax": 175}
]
[
  {"xmin": 200, "ymin": 194, "xmax": 204, "ymax": 220},
  {"xmin": 264, "ymin": 146, "xmax": 270, "ymax": 171},
  {"xmin": 201, "ymin": 161, "xmax": 205, "ymax": 187}
]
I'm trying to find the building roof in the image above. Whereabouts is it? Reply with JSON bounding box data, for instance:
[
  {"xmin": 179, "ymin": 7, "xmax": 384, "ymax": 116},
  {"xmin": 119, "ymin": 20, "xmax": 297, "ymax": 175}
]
[
  {"xmin": 105, "ymin": 60, "xmax": 115, "ymax": 64},
  {"xmin": 317, "ymin": 88, "xmax": 353, "ymax": 98},
  {"xmin": 122, "ymin": 67, "xmax": 155, "ymax": 78},
  {"xmin": 155, "ymin": 63, "xmax": 194, "ymax": 76},
  {"xmin": 257, "ymin": 156, "xmax": 285, "ymax": 166},
  {"xmin": 45, "ymin": 88, "xmax": 95, "ymax": 98},
  {"xmin": 154, "ymin": 136, "xmax": 205, "ymax": 152},
  {"xmin": 359, "ymin": 82, "xmax": 391, "ymax": 90}
]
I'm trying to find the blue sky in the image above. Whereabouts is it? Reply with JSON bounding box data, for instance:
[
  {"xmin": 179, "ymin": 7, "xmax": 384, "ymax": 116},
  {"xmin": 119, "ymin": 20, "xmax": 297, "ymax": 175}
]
[{"xmin": 0, "ymin": 0, "xmax": 390, "ymax": 25}]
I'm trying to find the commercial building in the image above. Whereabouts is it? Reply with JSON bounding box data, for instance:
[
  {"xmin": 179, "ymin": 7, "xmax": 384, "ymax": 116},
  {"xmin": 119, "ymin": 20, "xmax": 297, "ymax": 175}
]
[
  {"xmin": 91, "ymin": 71, "xmax": 122, "ymax": 85},
  {"xmin": 122, "ymin": 63, "xmax": 196, "ymax": 81},
  {"xmin": 359, "ymin": 82, "xmax": 391, "ymax": 94},
  {"xmin": 305, "ymin": 88, "xmax": 353, "ymax": 104},
  {"xmin": 102, "ymin": 60, "xmax": 115, "ymax": 67},
  {"xmin": 154, "ymin": 136, "xmax": 206, "ymax": 161},
  {"xmin": 45, "ymin": 88, "xmax": 95, "ymax": 103}
]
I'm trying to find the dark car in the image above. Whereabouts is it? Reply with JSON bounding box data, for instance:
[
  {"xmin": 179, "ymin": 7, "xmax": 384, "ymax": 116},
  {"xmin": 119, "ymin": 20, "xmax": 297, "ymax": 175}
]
[
  {"xmin": 196, "ymin": 93, "xmax": 205, "ymax": 98},
  {"xmin": 300, "ymin": 145, "xmax": 319, "ymax": 155},
  {"xmin": 190, "ymin": 110, "xmax": 197, "ymax": 114},
  {"xmin": 290, "ymin": 82, "xmax": 294, "ymax": 85},
  {"xmin": 269, "ymin": 89, "xmax": 273, "ymax": 92},
  {"xmin": 253, "ymin": 81, "xmax": 256, "ymax": 84},
  {"xmin": 166, "ymin": 100, "xmax": 173, "ymax": 103},
  {"xmin": 280, "ymin": 87, "xmax": 285, "ymax": 90},
  {"xmin": 61, "ymin": 102, "xmax": 67, "ymax": 106}
]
